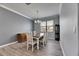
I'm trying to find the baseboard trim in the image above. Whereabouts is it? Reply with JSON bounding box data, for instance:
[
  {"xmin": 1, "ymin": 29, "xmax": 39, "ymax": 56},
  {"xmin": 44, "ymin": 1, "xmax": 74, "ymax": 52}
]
[
  {"xmin": 59, "ymin": 41, "xmax": 66, "ymax": 56},
  {"xmin": 0, "ymin": 41, "xmax": 17, "ymax": 48}
]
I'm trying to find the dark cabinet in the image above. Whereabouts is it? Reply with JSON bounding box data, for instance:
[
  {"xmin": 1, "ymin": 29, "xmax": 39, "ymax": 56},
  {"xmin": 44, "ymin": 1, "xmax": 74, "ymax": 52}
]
[
  {"xmin": 55, "ymin": 24, "xmax": 60, "ymax": 41},
  {"xmin": 16, "ymin": 33, "xmax": 27, "ymax": 43}
]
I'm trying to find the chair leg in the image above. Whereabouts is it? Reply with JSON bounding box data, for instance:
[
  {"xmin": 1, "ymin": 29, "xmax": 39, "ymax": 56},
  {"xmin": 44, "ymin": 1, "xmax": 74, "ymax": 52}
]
[
  {"xmin": 42, "ymin": 41, "xmax": 44, "ymax": 47},
  {"xmin": 27, "ymin": 45, "xmax": 28, "ymax": 51},
  {"xmin": 37, "ymin": 44, "xmax": 39, "ymax": 50},
  {"xmin": 37, "ymin": 39, "xmax": 39, "ymax": 50},
  {"xmin": 32, "ymin": 44, "xmax": 33, "ymax": 52},
  {"xmin": 27, "ymin": 42, "xmax": 28, "ymax": 51}
]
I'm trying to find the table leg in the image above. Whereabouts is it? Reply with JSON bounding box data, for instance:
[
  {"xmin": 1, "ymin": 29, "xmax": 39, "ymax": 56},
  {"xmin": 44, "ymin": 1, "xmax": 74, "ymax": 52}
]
[{"xmin": 37, "ymin": 38, "xmax": 39, "ymax": 50}]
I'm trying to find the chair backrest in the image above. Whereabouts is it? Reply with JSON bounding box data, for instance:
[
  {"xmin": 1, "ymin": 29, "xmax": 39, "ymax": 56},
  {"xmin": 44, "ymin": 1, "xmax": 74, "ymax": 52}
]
[
  {"xmin": 26, "ymin": 33, "xmax": 33, "ymax": 42},
  {"xmin": 39, "ymin": 33, "xmax": 46, "ymax": 41},
  {"xmin": 40, "ymin": 33, "xmax": 44, "ymax": 36},
  {"xmin": 39, "ymin": 36, "xmax": 44, "ymax": 40},
  {"xmin": 33, "ymin": 31, "xmax": 37, "ymax": 36}
]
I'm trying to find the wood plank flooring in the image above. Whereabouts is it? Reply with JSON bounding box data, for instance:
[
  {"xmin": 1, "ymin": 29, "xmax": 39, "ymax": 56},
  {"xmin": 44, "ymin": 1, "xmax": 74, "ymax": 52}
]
[{"xmin": 0, "ymin": 40, "xmax": 63, "ymax": 56}]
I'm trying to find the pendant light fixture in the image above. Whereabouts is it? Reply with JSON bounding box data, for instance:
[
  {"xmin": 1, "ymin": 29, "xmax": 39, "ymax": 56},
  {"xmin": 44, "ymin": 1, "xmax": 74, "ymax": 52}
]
[{"xmin": 34, "ymin": 10, "xmax": 40, "ymax": 23}]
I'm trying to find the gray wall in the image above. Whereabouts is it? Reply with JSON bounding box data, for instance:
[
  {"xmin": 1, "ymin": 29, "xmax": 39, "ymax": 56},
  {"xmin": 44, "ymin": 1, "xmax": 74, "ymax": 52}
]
[
  {"xmin": 77, "ymin": 4, "xmax": 79, "ymax": 56},
  {"xmin": 34, "ymin": 23, "xmax": 40, "ymax": 33},
  {"xmin": 60, "ymin": 3, "xmax": 78, "ymax": 56},
  {"xmin": 0, "ymin": 7, "xmax": 33, "ymax": 45},
  {"xmin": 54, "ymin": 16, "xmax": 59, "ymax": 25}
]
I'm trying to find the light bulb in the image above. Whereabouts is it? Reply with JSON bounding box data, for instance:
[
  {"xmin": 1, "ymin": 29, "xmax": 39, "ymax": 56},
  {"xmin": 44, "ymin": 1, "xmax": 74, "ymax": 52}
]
[{"xmin": 35, "ymin": 20, "xmax": 37, "ymax": 23}]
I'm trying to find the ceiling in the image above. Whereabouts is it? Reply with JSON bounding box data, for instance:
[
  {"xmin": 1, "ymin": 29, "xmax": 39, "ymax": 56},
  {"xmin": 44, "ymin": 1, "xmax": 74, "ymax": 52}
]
[{"xmin": 0, "ymin": 3, "xmax": 60, "ymax": 19}]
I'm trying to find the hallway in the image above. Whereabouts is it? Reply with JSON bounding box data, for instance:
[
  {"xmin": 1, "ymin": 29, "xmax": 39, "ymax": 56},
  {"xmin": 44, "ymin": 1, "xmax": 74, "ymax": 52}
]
[{"xmin": 0, "ymin": 40, "xmax": 63, "ymax": 56}]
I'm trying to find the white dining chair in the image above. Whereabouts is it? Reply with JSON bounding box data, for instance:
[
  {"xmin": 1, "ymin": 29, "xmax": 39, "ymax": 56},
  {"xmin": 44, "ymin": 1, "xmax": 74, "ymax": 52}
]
[
  {"xmin": 26, "ymin": 33, "xmax": 38, "ymax": 52},
  {"xmin": 39, "ymin": 33, "xmax": 47, "ymax": 47}
]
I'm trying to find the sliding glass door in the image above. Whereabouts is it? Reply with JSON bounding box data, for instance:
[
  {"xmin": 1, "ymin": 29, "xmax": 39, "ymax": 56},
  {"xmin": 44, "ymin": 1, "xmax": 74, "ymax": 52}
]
[
  {"xmin": 47, "ymin": 20, "xmax": 54, "ymax": 39},
  {"xmin": 47, "ymin": 20, "xmax": 54, "ymax": 32},
  {"xmin": 40, "ymin": 20, "xmax": 54, "ymax": 40}
]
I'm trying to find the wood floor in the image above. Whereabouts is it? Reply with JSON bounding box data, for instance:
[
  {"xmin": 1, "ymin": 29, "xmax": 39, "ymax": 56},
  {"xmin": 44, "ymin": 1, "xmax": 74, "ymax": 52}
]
[{"xmin": 0, "ymin": 40, "xmax": 63, "ymax": 56}]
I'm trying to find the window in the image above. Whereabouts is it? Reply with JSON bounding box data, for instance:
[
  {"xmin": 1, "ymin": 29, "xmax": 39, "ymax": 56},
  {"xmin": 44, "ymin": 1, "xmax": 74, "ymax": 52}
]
[
  {"xmin": 47, "ymin": 20, "xmax": 54, "ymax": 32},
  {"xmin": 40, "ymin": 20, "xmax": 54, "ymax": 32},
  {"xmin": 40, "ymin": 21, "xmax": 46, "ymax": 32}
]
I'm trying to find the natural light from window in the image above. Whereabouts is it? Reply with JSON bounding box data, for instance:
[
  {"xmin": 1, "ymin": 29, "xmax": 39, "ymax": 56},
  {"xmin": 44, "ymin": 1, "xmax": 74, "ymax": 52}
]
[{"xmin": 40, "ymin": 20, "xmax": 54, "ymax": 32}]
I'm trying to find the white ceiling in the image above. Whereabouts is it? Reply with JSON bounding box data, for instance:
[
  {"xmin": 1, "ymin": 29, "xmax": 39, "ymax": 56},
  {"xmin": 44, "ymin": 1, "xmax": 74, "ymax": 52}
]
[{"xmin": 0, "ymin": 3, "xmax": 60, "ymax": 19}]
